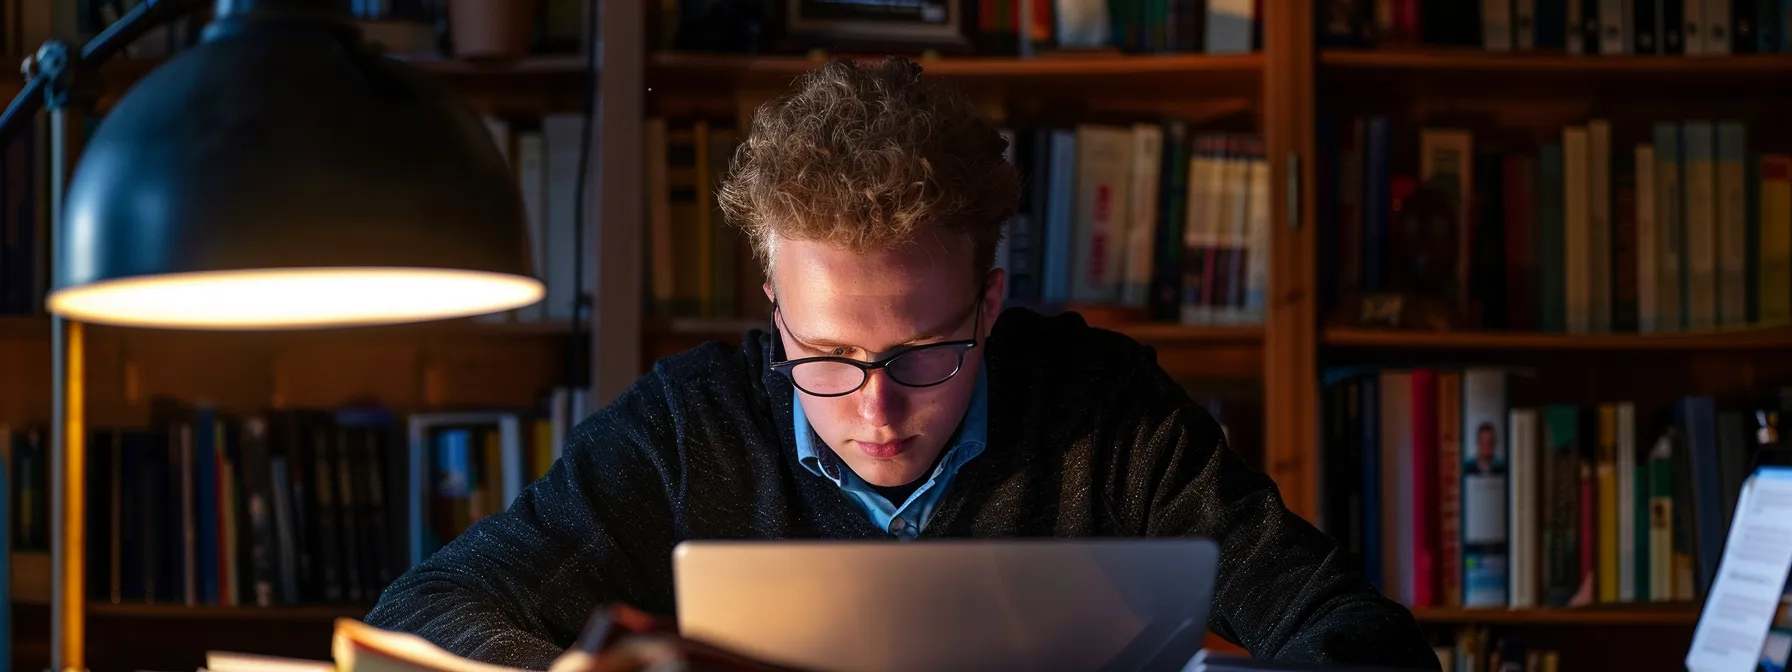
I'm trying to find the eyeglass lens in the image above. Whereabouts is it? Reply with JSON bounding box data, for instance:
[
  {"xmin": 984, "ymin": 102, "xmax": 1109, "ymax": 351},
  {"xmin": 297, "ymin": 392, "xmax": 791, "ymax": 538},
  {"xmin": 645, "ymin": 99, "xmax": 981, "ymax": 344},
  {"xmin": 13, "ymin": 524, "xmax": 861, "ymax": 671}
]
[{"xmin": 789, "ymin": 346, "xmax": 964, "ymax": 395}]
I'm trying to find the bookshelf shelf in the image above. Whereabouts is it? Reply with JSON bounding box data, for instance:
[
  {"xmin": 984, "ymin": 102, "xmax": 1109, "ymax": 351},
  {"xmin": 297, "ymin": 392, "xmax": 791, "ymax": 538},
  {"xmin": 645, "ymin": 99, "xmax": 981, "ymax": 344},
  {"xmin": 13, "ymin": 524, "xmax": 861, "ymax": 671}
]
[
  {"xmin": 86, "ymin": 602, "xmax": 370, "ymax": 622},
  {"xmin": 644, "ymin": 316, "xmax": 1264, "ymax": 348},
  {"xmin": 1320, "ymin": 47, "xmax": 1792, "ymax": 76},
  {"xmin": 1410, "ymin": 604, "xmax": 1701, "ymax": 625},
  {"xmin": 1323, "ymin": 325, "xmax": 1792, "ymax": 351},
  {"xmin": 645, "ymin": 51, "xmax": 1264, "ymax": 101}
]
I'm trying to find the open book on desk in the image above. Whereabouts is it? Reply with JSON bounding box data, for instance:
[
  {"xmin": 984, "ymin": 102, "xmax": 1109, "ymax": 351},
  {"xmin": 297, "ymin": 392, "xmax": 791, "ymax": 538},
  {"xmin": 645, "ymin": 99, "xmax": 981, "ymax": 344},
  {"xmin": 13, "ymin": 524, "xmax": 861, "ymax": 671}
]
[
  {"xmin": 206, "ymin": 619, "xmax": 528, "ymax": 672},
  {"xmin": 205, "ymin": 606, "xmax": 812, "ymax": 672}
]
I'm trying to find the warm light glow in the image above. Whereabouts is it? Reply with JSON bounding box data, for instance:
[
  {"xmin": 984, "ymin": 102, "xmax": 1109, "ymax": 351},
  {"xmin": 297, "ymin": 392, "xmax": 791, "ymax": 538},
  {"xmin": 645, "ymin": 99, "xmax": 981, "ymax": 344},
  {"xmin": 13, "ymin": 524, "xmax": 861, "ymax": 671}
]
[{"xmin": 46, "ymin": 267, "xmax": 545, "ymax": 330}]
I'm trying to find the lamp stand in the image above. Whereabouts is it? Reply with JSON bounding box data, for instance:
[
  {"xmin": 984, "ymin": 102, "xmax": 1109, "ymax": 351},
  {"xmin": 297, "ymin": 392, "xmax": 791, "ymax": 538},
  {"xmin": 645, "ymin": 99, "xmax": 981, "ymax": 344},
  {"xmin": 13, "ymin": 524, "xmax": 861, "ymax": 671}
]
[{"xmin": 35, "ymin": 35, "xmax": 93, "ymax": 672}]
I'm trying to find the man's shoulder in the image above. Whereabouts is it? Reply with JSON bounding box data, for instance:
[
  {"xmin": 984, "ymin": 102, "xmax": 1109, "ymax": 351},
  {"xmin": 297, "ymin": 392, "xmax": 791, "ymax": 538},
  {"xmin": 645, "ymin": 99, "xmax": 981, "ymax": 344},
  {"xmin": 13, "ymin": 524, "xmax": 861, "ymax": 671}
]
[{"xmin": 642, "ymin": 329, "xmax": 771, "ymax": 401}]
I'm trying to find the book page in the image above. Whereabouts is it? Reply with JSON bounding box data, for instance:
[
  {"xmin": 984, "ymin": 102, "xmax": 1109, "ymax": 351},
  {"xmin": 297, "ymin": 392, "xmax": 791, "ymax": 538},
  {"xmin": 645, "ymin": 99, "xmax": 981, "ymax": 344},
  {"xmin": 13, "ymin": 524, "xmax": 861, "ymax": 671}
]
[{"xmin": 1686, "ymin": 467, "xmax": 1792, "ymax": 672}]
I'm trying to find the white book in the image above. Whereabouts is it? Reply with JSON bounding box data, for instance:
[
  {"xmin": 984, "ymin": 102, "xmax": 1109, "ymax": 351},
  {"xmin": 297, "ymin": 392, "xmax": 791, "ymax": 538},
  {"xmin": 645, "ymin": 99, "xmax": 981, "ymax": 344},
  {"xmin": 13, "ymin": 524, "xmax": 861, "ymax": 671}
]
[
  {"xmin": 1715, "ymin": 122, "xmax": 1748, "ymax": 326},
  {"xmin": 1683, "ymin": 122, "xmax": 1719, "ymax": 330},
  {"xmin": 1589, "ymin": 120, "xmax": 1613, "ymax": 332},
  {"xmin": 1462, "ymin": 368, "xmax": 1511, "ymax": 608},
  {"xmin": 1070, "ymin": 125, "xmax": 1133, "ymax": 304},
  {"xmin": 1564, "ymin": 126, "xmax": 1593, "ymax": 334},
  {"xmin": 1635, "ymin": 144, "xmax": 1659, "ymax": 332},
  {"xmin": 1121, "ymin": 123, "xmax": 1163, "ymax": 308},
  {"xmin": 1509, "ymin": 408, "xmax": 1539, "ymax": 609},
  {"xmin": 1053, "ymin": 0, "xmax": 1109, "ymax": 48}
]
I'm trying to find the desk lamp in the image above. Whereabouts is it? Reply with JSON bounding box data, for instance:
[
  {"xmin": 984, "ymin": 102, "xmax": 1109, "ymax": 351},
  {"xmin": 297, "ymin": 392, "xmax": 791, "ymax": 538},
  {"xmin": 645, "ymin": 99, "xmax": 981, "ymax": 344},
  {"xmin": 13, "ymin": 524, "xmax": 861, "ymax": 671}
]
[{"xmin": 0, "ymin": 0, "xmax": 544, "ymax": 669}]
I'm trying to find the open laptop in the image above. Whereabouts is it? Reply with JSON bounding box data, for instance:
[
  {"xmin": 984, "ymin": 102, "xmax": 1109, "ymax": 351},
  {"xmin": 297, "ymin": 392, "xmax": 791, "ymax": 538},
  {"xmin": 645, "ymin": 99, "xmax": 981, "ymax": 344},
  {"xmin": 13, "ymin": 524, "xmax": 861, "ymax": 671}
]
[
  {"xmin": 672, "ymin": 538, "xmax": 1220, "ymax": 672},
  {"xmin": 1687, "ymin": 448, "xmax": 1792, "ymax": 672}
]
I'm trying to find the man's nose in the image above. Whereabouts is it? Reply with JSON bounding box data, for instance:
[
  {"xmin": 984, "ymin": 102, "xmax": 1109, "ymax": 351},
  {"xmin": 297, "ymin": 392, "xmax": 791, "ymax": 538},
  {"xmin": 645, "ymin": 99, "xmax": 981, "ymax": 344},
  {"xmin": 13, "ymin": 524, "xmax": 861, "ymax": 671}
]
[{"xmin": 857, "ymin": 369, "xmax": 905, "ymax": 426}]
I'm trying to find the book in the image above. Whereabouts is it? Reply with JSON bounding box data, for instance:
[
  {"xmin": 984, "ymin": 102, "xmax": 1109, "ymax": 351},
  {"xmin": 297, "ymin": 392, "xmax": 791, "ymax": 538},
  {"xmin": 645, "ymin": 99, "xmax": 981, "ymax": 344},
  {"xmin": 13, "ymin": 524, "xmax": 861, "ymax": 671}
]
[{"xmin": 208, "ymin": 619, "xmax": 528, "ymax": 672}]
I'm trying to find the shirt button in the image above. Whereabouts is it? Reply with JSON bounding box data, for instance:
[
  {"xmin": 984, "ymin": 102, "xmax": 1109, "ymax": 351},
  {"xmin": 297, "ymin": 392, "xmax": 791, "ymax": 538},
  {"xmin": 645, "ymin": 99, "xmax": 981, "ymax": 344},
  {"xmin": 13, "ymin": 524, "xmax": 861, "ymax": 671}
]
[{"xmin": 890, "ymin": 519, "xmax": 908, "ymax": 533}]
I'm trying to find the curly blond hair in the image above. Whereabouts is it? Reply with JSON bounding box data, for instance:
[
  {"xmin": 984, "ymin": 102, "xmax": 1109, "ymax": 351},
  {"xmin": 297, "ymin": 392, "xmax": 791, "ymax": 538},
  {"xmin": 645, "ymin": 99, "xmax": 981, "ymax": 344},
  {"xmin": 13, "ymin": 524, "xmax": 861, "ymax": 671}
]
[{"xmin": 717, "ymin": 57, "xmax": 1021, "ymax": 282}]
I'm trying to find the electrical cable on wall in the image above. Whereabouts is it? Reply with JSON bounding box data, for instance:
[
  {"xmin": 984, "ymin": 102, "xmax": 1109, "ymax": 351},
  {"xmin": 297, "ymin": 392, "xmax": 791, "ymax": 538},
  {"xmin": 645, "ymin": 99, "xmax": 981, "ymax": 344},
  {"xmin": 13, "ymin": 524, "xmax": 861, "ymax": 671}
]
[{"xmin": 565, "ymin": 0, "xmax": 599, "ymax": 409}]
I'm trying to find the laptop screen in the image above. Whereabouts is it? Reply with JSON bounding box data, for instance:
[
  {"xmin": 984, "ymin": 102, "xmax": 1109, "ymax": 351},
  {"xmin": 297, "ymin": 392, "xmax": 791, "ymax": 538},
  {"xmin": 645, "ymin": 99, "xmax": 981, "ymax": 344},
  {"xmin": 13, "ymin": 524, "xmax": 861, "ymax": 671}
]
[{"xmin": 1686, "ymin": 459, "xmax": 1792, "ymax": 672}]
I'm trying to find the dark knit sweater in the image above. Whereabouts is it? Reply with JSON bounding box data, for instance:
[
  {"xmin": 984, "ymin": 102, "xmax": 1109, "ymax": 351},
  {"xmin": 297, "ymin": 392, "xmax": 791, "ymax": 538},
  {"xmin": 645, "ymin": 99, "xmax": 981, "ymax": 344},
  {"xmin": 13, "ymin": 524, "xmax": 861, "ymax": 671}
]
[{"xmin": 364, "ymin": 308, "xmax": 1437, "ymax": 671}]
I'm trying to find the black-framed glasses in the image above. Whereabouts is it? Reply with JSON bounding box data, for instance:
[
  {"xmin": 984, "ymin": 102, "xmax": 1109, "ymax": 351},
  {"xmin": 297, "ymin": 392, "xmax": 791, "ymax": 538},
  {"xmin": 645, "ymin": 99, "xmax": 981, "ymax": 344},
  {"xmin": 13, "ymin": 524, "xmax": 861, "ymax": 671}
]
[{"xmin": 769, "ymin": 292, "xmax": 984, "ymax": 398}]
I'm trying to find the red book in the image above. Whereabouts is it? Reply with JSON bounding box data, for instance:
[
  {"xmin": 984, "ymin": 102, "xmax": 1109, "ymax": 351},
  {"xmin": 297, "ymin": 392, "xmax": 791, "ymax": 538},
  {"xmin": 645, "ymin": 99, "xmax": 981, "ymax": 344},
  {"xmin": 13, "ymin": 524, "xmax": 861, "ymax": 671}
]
[{"xmin": 1410, "ymin": 369, "xmax": 1439, "ymax": 608}]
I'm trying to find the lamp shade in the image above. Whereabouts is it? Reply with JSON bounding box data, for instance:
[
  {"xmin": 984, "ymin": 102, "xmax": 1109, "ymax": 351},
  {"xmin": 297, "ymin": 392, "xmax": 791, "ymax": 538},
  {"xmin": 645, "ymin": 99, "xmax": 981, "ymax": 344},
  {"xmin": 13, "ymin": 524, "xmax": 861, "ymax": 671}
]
[{"xmin": 48, "ymin": 3, "xmax": 544, "ymax": 330}]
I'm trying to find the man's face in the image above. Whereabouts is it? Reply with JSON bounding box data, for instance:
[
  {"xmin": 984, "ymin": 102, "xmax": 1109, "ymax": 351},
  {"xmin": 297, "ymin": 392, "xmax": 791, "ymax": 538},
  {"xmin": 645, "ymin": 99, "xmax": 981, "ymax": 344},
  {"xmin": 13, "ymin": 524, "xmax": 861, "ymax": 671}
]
[{"xmin": 767, "ymin": 235, "xmax": 1002, "ymax": 487}]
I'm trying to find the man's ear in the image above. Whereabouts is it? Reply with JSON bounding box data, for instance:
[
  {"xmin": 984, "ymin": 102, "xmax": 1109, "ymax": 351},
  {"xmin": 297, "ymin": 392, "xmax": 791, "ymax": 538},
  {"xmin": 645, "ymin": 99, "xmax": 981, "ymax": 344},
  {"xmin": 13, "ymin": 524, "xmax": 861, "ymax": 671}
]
[
  {"xmin": 982, "ymin": 268, "xmax": 1005, "ymax": 338},
  {"xmin": 763, "ymin": 282, "xmax": 775, "ymax": 304}
]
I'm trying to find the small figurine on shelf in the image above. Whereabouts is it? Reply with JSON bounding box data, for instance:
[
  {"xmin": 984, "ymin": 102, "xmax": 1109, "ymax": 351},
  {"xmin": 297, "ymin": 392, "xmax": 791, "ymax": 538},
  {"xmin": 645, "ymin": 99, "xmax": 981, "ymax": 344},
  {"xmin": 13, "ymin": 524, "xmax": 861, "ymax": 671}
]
[{"xmin": 1355, "ymin": 175, "xmax": 1461, "ymax": 331}]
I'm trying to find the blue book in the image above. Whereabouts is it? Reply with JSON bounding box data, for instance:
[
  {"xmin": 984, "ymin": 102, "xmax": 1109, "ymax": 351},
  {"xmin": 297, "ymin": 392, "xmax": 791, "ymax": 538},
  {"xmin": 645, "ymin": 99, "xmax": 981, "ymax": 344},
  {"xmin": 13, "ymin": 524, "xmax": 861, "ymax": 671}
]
[
  {"xmin": 195, "ymin": 407, "xmax": 220, "ymax": 605},
  {"xmin": 1677, "ymin": 396, "xmax": 1724, "ymax": 598}
]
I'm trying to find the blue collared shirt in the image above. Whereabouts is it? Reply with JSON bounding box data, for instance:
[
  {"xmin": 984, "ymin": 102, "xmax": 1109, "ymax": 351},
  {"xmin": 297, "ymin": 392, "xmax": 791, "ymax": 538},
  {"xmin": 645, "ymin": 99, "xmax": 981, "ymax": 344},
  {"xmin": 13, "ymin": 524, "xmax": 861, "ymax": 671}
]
[{"xmin": 792, "ymin": 366, "xmax": 988, "ymax": 540}]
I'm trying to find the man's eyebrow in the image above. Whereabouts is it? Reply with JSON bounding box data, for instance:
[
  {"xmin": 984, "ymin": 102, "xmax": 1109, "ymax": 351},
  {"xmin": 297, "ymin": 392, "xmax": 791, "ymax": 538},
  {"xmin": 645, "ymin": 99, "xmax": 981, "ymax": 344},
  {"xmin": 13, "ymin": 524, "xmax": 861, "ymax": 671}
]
[{"xmin": 785, "ymin": 307, "xmax": 969, "ymax": 353}]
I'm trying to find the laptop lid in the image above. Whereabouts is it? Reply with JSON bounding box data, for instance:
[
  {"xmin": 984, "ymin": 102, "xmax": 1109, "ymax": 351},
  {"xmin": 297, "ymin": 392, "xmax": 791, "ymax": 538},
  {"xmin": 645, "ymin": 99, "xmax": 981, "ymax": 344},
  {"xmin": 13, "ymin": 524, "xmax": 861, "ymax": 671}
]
[
  {"xmin": 1686, "ymin": 448, "xmax": 1792, "ymax": 672},
  {"xmin": 672, "ymin": 538, "xmax": 1220, "ymax": 672}
]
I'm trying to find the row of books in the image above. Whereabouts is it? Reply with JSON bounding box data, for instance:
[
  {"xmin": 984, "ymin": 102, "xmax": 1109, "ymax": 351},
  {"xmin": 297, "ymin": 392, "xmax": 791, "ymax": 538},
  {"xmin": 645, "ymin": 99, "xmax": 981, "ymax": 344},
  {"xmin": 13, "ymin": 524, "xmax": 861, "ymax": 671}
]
[
  {"xmin": 1434, "ymin": 626, "xmax": 1565, "ymax": 672},
  {"xmin": 1324, "ymin": 117, "xmax": 1791, "ymax": 333},
  {"xmin": 5, "ymin": 386, "xmax": 588, "ymax": 608},
  {"xmin": 1321, "ymin": 366, "xmax": 1780, "ymax": 609},
  {"xmin": 1003, "ymin": 124, "xmax": 1270, "ymax": 326},
  {"xmin": 1320, "ymin": 0, "xmax": 1787, "ymax": 55},
  {"xmin": 657, "ymin": 0, "xmax": 1256, "ymax": 56},
  {"xmin": 472, "ymin": 114, "xmax": 594, "ymax": 325},
  {"xmin": 642, "ymin": 119, "xmax": 760, "ymax": 322}
]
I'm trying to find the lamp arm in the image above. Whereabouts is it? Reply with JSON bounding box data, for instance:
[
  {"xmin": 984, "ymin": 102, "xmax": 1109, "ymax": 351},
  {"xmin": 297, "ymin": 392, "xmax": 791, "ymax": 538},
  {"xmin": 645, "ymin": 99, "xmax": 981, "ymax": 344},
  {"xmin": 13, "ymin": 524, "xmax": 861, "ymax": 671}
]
[{"xmin": 0, "ymin": 0, "xmax": 212, "ymax": 147}]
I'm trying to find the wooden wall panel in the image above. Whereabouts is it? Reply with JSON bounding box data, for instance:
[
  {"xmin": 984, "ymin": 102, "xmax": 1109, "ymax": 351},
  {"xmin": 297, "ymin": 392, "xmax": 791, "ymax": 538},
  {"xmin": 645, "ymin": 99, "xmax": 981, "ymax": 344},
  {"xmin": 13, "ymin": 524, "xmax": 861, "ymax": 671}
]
[{"xmin": 272, "ymin": 342, "xmax": 424, "ymax": 411}]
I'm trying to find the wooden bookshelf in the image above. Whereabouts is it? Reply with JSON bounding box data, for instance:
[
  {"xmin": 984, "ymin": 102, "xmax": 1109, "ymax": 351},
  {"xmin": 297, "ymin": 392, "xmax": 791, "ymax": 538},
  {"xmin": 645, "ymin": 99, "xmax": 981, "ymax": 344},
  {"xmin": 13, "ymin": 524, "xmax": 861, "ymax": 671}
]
[
  {"xmin": 87, "ymin": 602, "xmax": 369, "ymax": 621},
  {"xmin": 1321, "ymin": 47, "xmax": 1792, "ymax": 75},
  {"xmin": 1324, "ymin": 324, "xmax": 1792, "ymax": 351},
  {"xmin": 1410, "ymin": 604, "xmax": 1701, "ymax": 626}
]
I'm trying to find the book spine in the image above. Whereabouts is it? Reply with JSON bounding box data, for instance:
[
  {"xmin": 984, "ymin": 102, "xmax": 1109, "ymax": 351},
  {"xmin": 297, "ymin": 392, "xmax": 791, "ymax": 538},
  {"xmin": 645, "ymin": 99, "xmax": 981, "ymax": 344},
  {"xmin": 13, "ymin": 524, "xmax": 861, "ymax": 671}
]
[
  {"xmin": 1597, "ymin": 404, "xmax": 1619, "ymax": 603},
  {"xmin": 1636, "ymin": 144, "xmax": 1659, "ymax": 331},
  {"xmin": 1508, "ymin": 408, "xmax": 1539, "ymax": 609},
  {"xmin": 1761, "ymin": 154, "xmax": 1792, "ymax": 323},
  {"xmin": 1437, "ymin": 370, "xmax": 1463, "ymax": 608},
  {"xmin": 1564, "ymin": 127, "xmax": 1592, "ymax": 334},
  {"xmin": 1462, "ymin": 369, "xmax": 1511, "ymax": 607},
  {"xmin": 1683, "ymin": 122, "xmax": 1718, "ymax": 330},
  {"xmin": 1715, "ymin": 122, "xmax": 1749, "ymax": 326}
]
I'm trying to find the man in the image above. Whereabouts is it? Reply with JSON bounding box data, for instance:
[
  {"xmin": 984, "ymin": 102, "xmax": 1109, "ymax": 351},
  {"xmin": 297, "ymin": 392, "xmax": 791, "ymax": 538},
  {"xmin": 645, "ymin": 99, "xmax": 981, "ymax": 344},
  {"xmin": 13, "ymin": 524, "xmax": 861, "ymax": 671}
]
[
  {"xmin": 1468, "ymin": 423, "xmax": 1500, "ymax": 475},
  {"xmin": 365, "ymin": 57, "xmax": 1435, "ymax": 670}
]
